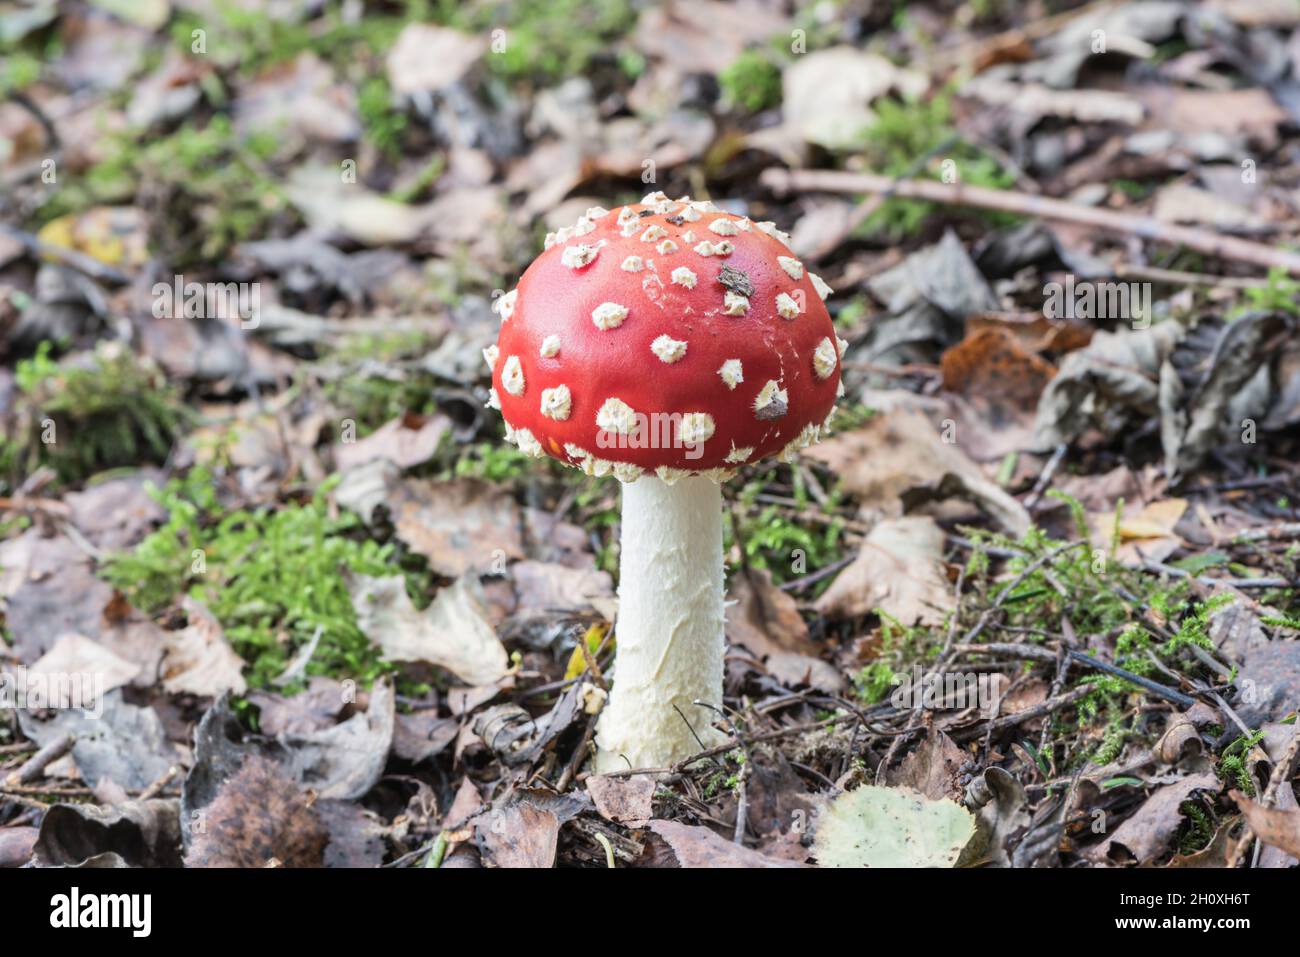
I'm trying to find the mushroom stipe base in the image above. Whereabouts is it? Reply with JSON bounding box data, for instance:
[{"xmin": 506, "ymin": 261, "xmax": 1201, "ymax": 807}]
[{"xmin": 593, "ymin": 475, "xmax": 729, "ymax": 772}]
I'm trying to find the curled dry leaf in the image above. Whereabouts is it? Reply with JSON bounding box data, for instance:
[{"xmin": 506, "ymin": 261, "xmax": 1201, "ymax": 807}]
[
  {"xmin": 1155, "ymin": 708, "xmax": 1208, "ymax": 765},
  {"xmin": 964, "ymin": 766, "xmax": 1030, "ymax": 868},
  {"xmin": 1033, "ymin": 323, "xmax": 1184, "ymax": 452},
  {"xmin": 1231, "ymin": 790, "xmax": 1300, "ymax": 861},
  {"xmin": 35, "ymin": 799, "xmax": 182, "ymax": 869},
  {"xmin": 1090, "ymin": 772, "xmax": 1220, "ymax": 865}
]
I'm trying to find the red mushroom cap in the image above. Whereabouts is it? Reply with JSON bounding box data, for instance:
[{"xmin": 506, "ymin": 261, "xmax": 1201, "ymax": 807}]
[{"xmin": 486, "ymin": 193, "xmax": 845, "ymax": 483}]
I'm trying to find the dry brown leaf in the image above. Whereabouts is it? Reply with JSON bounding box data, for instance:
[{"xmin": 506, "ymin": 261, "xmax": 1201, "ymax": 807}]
[
  {"xmin": 475, "ymin": 804, "xmax": 559, "ymax": 869},
  {"xmin": 64, "ymin": 468, "xmax": 166, "ymax": 551},
  {"xmin": 285, "ymin": 165, "xmax": 429, "ymax": 246},
  {"xmin": 1207, "ymin": 0, "xmax": 1300, "ymax": 26},
  {"xmin": 1117, "ymin": 498, "xmax": 1188, "ymax": 539},
  {"xmin": 725, "ymin": 566, "xmax": 815, "ymax": 658},
  {"xmin": 393, "ymin": 478, "xmax": 525, "ymax": 577},
  {"xmin": 633, "ymin": 0, "xmax": 788, "ymax": 74},
  {"xmin": 1254, "ymin": 777, "xmax": 1300, "ymax": 868},
  {"xmin": 587, "ymin": 775, "xmax": 655, "ymax": 826},
  {"xmin": 509, "ymin": 559, "xmax": 616, "ymax": 620},
  {"xmin": 942, "ymin": 327, "xmax": 1057, "ymax": 402},
  {"xmin": 889, "ymin": 729, "xmax": 970, "ymax": 802},
  {"xmin": 233, "ymin": 52, "xmax": 358, "ymax": 145},
  {"xmin": 160, "ymin": 598, "xmax": 248, "ymax": 697},
  {"xmin": 248, "ymin": 679, "xmax": 348, "ymax": 736},
  {"xmin": 649, "ymin": 820, "xmax": 809, "ymax": 868},
  {"xmin": 1090, "ymin": 772, "xmax": 1220, "ymax": 864},
  {"xmin": 815, "ymin": 516, "xmax": 953, "ymax": 626},
  {"xmin": 386, "ymin": 23, "xmax": 487, "ymax": 95},
  {"xmin": 765, "ymin": 651, "xmax": 844, "ymax": 694},
  {"xmin": 28, "ymin": 635, "xmax": 141, "ymax": 704},
  {"xmin": 805, "ymin": 408, "xmax": 1029, "ymax": 532},
  {"xmin": 0, "ymin": 530, "xmax": 116, "ymax": 662},
  {"xmin": 1135, "ymin": 87, "xmax": 1287, "ymax": 146},
  {"xmin": 1232, "ymin": 790, "xmax": 1300, "ymax": 861},
  {"xmin": 1091, "ymin": 498, "xmax": 1187, "ymax": 565},
  {"xmin": 940, "ymin": 327, "xmax": 1057, "ymax": 458},
  {"xmin": 966, "ymin": 311, "xmax": 1093, "ymax": 355},
  {"xmin": 963, "ymin": 76, "xmax": 1145, "ymax": 124},
  {"xmin": 332, "ymin": 412, "xmax": 450, "ymax": 472},
  {"xmin": 0, "ymin": 827, "xmax": 38, "ymax": 868},
  {"xmin": 783, "ymin": 47, "xmax": 928, "ymax": 149},
  {"xmin": 1152, "ymin": 184, "xmax": 1255, "ymax": 230}
]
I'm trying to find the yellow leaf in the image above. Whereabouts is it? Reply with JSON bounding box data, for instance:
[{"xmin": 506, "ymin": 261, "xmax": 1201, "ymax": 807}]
[
  {"xmin": 1117, "ymin": 498, "xmax": 1188, "ymax": 540},
  {"xmin": 36, "ymin": 207, "xmax": 149, "ymax": 270},
  {"xmin": 564, "ymin": 622, "xmax": 609, "ymax": 681}
]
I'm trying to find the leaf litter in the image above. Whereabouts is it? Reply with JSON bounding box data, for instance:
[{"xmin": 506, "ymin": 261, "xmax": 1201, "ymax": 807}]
[{"xmin": 1, "ymin": 0, "xmax": 1299, "ymax": 871}]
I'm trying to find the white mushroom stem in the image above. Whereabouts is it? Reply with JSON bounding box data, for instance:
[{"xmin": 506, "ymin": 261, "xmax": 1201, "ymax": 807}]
[{"xmin": 594, "ymin": 476, "xmax": 727, "ymax": 771}]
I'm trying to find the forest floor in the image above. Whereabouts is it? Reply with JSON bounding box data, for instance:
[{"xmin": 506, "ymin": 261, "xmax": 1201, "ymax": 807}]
[{"xmin": 1, "ymin": 0, "xmax": 1299, "ymax": 869}]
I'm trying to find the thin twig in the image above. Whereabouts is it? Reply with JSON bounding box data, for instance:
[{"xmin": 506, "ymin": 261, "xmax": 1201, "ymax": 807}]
[
  {"xmin": 1024, "ymin": 444, "xmax": 1067, "ymax": 511},
  {"xmin": 951, "ymin": 686, "xmax": 1093, "ymax": 743},
  {"xmin": 762, "ymin": 169, "xmax": 1300, "ymax": 276},
  {"xmin": 4, "ymin": 734, "xmax": 73, "ymax": 787},
  {"xmin": 1067, "ymin": 651, "xmax": 1198, "ymax": 709},
  {"xmin": 1232, "ymin": 522, "xmax": 1300, "ymax": 543}
]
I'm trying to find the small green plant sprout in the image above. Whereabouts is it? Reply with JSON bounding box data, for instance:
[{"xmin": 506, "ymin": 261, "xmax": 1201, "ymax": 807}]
[
  {"xmin": 857, "ymin": 90, "xmax": 1015, "ymax": 238},
  {"xmin": 3, "ymin": 342, "xmax": 188, "ymax": 486},
  {"xmin": 719, "ymin": 50, "xmax": 782, "ymax": 113},
  {"xmin": 1233, "ymin": 266, "xmax": 1300, "ymax": 320}
]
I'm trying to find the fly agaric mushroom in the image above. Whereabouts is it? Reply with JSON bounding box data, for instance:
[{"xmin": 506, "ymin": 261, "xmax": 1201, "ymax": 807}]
[{"xmin": 488, "ymin": 192, "xmax": 845, "ymax": 771}]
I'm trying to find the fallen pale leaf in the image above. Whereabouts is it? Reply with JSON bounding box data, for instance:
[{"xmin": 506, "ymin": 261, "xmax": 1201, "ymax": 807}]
[
  {"xmin": 815, "ymin": 516, "xmax": 953, "ymax": 626},
  {"xmin": 349, "ymin": 573, "xmax": 509, "ymax": 686},
  {"xmin": 813, "ymin": 785, "xmax": 975, "ymax": 868}
]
